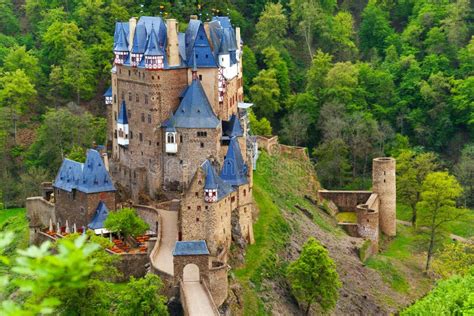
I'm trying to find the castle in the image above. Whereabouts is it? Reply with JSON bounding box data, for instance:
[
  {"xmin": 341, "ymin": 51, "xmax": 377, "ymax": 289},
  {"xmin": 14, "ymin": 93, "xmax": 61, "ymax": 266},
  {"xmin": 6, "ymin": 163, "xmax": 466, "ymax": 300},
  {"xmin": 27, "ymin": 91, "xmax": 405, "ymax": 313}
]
[{"xmin": 27, "ymin": 15, "xmax": 255, "ymax": 314}]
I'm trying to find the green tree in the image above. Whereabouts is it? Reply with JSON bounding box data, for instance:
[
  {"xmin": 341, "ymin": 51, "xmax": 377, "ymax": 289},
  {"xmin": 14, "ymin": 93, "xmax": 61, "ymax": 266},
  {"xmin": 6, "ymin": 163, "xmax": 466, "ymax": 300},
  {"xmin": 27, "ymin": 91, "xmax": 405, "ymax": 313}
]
[
  {"xmin": 401, "ymin": 268, "xmax": 474, "ymax": 315},
  {"xmin": 0, "ymin": 0, "xmax": 20, "ymax": 35},
  {"xmin": 454, "ymin": 144, "xmax": 474, "ymax": 207},
  {"xmin": 416, "ymin": 172, "xmax": 465, "ymax": 271},
  {"xmin": 396, "ymin": 150, "xmax": 438, "ymax": 226},
  {"xmin": 26, "ymin": 108, "xmax": 106, "ymax": 174},
  {"xmin": 115, "ymin": 274, "xmax": 169, "ymax": 316},
  {"xmin": 104, "ymin": 208, "xmax": 149, "ymax": 243},
  {"xmin": 0, "ymin": 234, "xmax": 101, "ymax": 315},
  {"xmin": 432, "ymin": 243, "xmax": 474, "ymax": 279},
  {"xmin": 358, "ymin": 2, "xmax": 394, "ymax": 58},
  {"xmin": 262, "ymin": 46, "xmax": 290, "ymax": 101},
  {"xmin": 248, "ymin": 109, "xmax": 272, "ymax": 137},
  {"xmin": 280, "ymin": 110, "xmax": 311, "ymax": 146},
  {"xmin": 306, "ymin": 50, "xmax": 333, "ymax": 94},
  {"xmin": 0, "ymin": 69, "xmax": 37, "ymax": 143},
  {"xmin": 255, "ymin": 2, "xmax": 288, "ymax": 51},
  {"xmin": 242, "ymin": 46, "xmax": 258, "ymax": 93},
  {"xmin": 329, "ymin": 11, "xmax": 357, "ymax": 61},
  {"xmin": 3, "ymin": 46, "xmax": 42, "ymax": 84},
  {"xmin": 250, "ymin": 69, "xmax": 281, "ymax": 120},
  {"xmin": 314, "ymin": 138, "xmax": 351, "ymax": 188},
  {"xmin": 41, "ymin": 21, "xmax": 81, "ymax": 65},
  {"xmin": 286, "ymin": 237, "xmax": 341, "ymax": 315}
]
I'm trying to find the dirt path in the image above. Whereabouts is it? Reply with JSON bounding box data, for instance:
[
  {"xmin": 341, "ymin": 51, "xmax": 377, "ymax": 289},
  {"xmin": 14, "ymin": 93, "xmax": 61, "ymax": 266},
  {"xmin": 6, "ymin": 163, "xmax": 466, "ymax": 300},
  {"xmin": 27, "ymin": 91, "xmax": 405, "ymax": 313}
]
[{"xmin": 182, "ymin": 281, "xmax": 219, "ymax": 316}]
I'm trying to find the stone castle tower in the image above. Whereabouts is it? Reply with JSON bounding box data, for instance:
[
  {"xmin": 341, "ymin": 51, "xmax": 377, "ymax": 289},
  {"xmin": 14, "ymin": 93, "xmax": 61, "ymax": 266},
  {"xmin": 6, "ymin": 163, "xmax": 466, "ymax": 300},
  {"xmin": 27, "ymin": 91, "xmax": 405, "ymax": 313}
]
[
  {"xmin": 372, "ymin": 157, "xmax": 396, "ymax": 236},
  {"xmin": 106, "ymin": 15, "xmax": 253, "ymax": 201}
]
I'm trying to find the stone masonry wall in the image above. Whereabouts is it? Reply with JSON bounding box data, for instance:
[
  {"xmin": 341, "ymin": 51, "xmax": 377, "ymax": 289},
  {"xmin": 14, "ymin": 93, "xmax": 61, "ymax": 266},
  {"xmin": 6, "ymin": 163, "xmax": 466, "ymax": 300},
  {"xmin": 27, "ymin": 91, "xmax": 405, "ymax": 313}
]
[
  {"xmin": 26, "ymin": 197, "xmax": 56, "ymax": 245},
  {"xmin": 173, "ymin": 254, "xmax": 210, "ymax": 286},
  {"xmin": 54, "ymin": 189, "xmax": 115, "ymax": 228},
  {"xmin": 318, "ymin": 190, "xmax": 373, "ymax": 213},
  {"xmin": 208, "ymin": 261, "xmax": 229, "ymax": 307},
  {"xmin": 163, "ymin": 128, "xmax": 221, "ymax": 191}
]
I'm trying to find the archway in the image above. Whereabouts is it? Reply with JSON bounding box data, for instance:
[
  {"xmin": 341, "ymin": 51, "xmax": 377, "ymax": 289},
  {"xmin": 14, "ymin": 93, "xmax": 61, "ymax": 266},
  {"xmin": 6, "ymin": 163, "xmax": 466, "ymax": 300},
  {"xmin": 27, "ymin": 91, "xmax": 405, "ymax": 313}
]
[{"xmin": 183, "ymin": 263, "xmax": 200, "ymax": 282}]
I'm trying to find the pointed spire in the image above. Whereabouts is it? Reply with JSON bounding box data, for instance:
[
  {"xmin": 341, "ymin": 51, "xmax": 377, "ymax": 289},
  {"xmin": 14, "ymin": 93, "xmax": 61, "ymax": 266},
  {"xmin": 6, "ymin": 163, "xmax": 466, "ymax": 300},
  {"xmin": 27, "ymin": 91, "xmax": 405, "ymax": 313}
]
[{"xmin": 117, "ymin": 101, "xmax": 128, "ymax": 124}]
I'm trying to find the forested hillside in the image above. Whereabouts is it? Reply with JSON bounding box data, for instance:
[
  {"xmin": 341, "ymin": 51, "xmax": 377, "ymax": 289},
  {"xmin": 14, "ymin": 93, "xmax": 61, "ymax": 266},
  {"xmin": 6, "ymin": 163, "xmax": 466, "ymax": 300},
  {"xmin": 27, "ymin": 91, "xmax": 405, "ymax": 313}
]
[{"xmin": 0, "ymin": 0, "xmax": 472, "ymax": 208}]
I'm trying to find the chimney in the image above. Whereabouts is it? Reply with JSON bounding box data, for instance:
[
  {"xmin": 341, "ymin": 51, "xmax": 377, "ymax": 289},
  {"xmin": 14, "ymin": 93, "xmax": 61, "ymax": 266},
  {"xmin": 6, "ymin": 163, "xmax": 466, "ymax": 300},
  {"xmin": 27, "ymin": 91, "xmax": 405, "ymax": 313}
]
[
  {"xmin": 129, "ymin": 17, "xmax": 137, "ymax": 51},
  {"xmin": 235, "ymin": 27, "xmax": 241, "ymax": 51},
  {"xmin": 101, "ymin": 152, "xmax": 110, "ymax": 171},
  {"xmin": 204, "ymin": 22, "xmax": 212, "ymax": 48},
  {"xmin": 166, "ymin": 19, "xmax": 180, "ymax": 67},
  {"xmin": 190, "ymin": 15, "xmax": 198, "ymax": 20}
]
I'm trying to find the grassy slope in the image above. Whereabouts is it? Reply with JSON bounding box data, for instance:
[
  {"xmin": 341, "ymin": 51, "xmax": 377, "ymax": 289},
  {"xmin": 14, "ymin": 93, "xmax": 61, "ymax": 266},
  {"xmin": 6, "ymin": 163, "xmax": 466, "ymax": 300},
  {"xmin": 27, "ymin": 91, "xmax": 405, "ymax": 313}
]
[{"xmin": 234, "ymin": 152, "xmax": 437, "ymax": 315}]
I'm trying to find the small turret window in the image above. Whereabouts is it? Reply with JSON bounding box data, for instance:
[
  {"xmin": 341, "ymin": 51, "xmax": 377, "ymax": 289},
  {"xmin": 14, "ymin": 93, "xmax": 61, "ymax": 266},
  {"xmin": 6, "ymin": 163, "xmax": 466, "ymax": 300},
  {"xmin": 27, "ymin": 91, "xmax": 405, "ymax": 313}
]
[
  {"xmin": 128, "ymin": 92, "xmax": 132, "ymax": 101},
  {"xmin": 167, "ymin": 133, "xmax": 175, "ymax": 144}
]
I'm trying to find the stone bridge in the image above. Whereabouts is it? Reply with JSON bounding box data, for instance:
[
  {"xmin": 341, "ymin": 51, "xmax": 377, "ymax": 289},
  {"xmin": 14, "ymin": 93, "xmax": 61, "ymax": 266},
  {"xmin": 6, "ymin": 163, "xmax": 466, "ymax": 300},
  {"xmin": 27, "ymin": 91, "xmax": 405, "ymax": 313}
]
[{"xmin": 143, "ymin": 204, "xmax": 221, "ymax": 316}]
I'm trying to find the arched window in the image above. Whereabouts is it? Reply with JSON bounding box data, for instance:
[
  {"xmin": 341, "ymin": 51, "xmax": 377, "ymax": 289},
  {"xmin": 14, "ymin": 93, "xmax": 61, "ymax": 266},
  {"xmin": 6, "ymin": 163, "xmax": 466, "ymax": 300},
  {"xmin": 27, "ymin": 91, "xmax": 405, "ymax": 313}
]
[{"xmin": 167, "ymin": 133, "xmax": 175, "ymax": 144}]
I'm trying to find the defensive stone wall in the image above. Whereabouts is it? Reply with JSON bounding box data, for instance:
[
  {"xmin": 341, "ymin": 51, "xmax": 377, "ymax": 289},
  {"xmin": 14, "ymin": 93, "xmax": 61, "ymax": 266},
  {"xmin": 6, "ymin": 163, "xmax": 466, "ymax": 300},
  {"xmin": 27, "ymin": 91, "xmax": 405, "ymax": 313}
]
[
  {"xmin": 133, "ymin": 204, "xmax": 160, "ymax": 233},
  {"xmin": 109, "ymin": 250, "xmax": 150, "ymax": 281},
  {"xmin": 208, "ymin": 260, "xmax": 229, "ymax": 307},
  {"xmin": 26, "ymin": 197, "xmax": 56, "ymax": 244},
  {"xmin": 318, "ymin": 190, "xmax": 373, "ymax": 213},
  {"xmin": 356, "ymin": 193, "xmax": 380, "ymax": 253},
  {"xmin": 256, "ymin": 135, "xmax": 279, "ymax": 154}
]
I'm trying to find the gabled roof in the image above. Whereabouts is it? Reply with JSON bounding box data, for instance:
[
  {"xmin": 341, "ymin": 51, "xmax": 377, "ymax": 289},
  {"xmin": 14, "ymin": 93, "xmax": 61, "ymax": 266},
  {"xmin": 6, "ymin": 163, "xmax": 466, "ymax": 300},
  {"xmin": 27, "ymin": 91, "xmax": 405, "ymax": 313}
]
[
  {"xmin": 117, "ymin": 101, "xmax": 128, "ymax": 124},
  {"xmin": 131, "ymin": 24, "xmax": 147, "ymax": 54},
  {"xmin": 163, "ymin": 79, "xmax": 219, "ymax": 129},
  {"xmin": 103, "ymin": 86, "xmax": 112, "ymax": 97},
  {"xmin": 173, "ymin": 240, "xmax": 210, "ymax": 256},
  {"xmin": 208, "ymin": 17, "xmax": 238, "ymax": 64},
  {"xmin": 54, "ymin": 159, "xmax": 83, "ymax": 192},
  {"xmin": 54, "ymin": 149, "xmax": 116, "ymax": 194},
  {"xmin": 184, "ymin": 20, "xmax": 217, "ymax": 68},
  {"xmin": 114, "ymin": 23, "xmax": 129, "ymax": 52},
  {"xmin": 220, "ymin": 137, "xmax": 248, "ymax": 186},
  {"xmin": 88, "ymin": 201, "xmax": 109, "ymax": 230},
  {"xmin": 202, "ymin": 160, "xmax": 234, "ymax": 200},
  {"xmin": 77, "ymin": 150, "xmax": 116, "ymax": 194},
  {"xmin": 144, "ymin": 25, "xmax": 165, "ymax": 56},
  {"xmin": 222, "ymin": 114, "xmax": 244, "ymax": 137}
]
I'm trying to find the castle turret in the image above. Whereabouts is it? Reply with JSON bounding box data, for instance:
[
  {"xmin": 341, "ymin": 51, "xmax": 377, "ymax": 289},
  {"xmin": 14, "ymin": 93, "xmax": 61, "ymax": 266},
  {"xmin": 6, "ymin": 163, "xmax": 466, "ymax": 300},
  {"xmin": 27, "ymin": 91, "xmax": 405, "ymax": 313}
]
[
  {"xmin": 144, "ymin": 24, "xmax": 165, "ymax": 69},
  {"xmin": 113, "ymin": 23, "xmax": 129, "ymax": 65},
  {"xmin": 372, "ymin": 157, "xmax": 396, "ymax": 236}
]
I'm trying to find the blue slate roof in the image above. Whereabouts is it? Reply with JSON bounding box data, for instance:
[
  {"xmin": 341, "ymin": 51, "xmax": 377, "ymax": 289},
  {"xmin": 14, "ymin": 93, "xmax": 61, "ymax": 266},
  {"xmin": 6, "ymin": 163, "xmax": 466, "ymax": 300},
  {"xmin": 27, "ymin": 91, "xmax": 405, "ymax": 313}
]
[
  {"xmin": 54, "ymin": 159, "xmax": 83, "ymax": 192},
  {"xmin": 54, "ymin": 150, "xmax": 115, "ymax": 194},
  {"xmin": 202, "ymin": 160, "xmax": 234, "ymax": 200},
  {"xmin": 114, "ymin": 22, "xmax": 129, "ymax": 45},
  {"xmin": 114, "ymin": 23, "xmax": 129, "ymax": 52},
  {"xmin": 173, "ymin": 240, "xmax": 209, "ymax": 256},
  {"xmin": 117, "ymin": 100, "xmax": 128, "ymax": 124},
  {"xmin": 184, "ymin": 20, "xmax": 217, "ymax": 68},
  {"xmin": 131, "ymin": 24, "xmax": 147, "ymax": 54},
  {"xmin": 145, "ymin": 24, "xmax": 165, "ymax": 56},
  {"xmin": 88, "ymin": 201, "xmax": 109, "ymax": 230},
  {"xmin": 221, "ymin": 137, "xmax": 248, "ymax": 186},
  {"xmin": 223, "ymin": 114, "xmax": 244, "ymax": 137},
  {"xmin": 163, "ymin": 79, "xmax": 219, "ymax": 129},
  {"xmin": 103, "ymin": 86, "xmax": 112, "ymax": 97},
  {"xmin": 209, "ymin": 17, "xmax": 238, "ymax": 65}
]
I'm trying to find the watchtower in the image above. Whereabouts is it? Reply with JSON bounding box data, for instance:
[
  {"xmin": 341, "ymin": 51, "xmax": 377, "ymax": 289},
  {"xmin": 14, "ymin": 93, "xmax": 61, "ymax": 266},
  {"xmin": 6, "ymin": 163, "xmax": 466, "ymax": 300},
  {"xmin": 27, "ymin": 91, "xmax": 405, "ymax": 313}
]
[{"xmin": 372, "ymin": 157, "xmax": 396, "ymax": 236}]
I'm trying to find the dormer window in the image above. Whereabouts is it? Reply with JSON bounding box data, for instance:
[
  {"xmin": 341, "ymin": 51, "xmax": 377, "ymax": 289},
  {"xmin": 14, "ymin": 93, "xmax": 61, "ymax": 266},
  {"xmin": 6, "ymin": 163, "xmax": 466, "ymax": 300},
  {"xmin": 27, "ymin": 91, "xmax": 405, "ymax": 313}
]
[{"xmin": 130, "ymin": 53, "xmax": 143, "ymax": 67}]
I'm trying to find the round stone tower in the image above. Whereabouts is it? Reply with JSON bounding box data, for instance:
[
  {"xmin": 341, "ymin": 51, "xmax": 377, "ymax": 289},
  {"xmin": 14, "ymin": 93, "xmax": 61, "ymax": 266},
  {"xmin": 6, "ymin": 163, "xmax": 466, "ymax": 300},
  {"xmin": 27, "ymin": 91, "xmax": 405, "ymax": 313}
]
[{"xmin": 372, "ymin": 157, "xmax": 396, "ymax": 237}]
